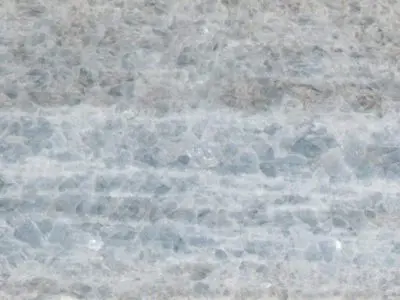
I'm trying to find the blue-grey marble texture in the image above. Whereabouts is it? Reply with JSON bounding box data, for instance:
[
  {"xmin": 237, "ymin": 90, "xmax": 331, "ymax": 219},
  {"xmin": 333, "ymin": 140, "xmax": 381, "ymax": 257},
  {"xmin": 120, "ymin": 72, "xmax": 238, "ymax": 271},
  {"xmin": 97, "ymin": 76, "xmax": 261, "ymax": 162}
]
[{"xmin": 1, "ymin": 0, "xmax": 400, "ymax": 299}]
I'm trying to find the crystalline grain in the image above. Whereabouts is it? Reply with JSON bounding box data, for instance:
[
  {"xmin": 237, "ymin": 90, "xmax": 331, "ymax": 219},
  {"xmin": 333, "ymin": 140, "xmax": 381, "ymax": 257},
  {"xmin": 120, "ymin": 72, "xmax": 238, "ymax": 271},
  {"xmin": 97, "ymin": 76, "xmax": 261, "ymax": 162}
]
[
  {"xmin": 251, "ymin": 139, "xmax": 275, "ymax": 161},
  {"xmin": 218, "ymin": 145, "xmax": 259, "ymax": 174},
  {"xmin": 2, "ymin": 1, "xmax": 400, "ymax": 296},
  {"xmin": 193, "ymin": 282, "xmax": 210, "ymax": 295},
  {"xmin": 189, "ymin": 143, "xmax": 220, "ymax": 168},
  {"xmin": 111, "ymin": 197, "xmax": 151, "ymax": 221},
  {"xmin": 14, "ymin": 220, "xmax": 43, "ymax": 248},
  {"xmin": 47, "ymin": 221, "xmax": 71, "ymax": 247},
  {"xmin": 0, "ymin": 142, "xmax": 30, "ymax": 163},
  {"xmin": 259, "ymin": 162, "xmax": 277, "ymax": 177},
  {"xmin": 304, "ymin": 243, "xmax": 323, "ymax": 262},
  {"xmin": 294, "ymin": 209, "xmax": 319, "ymax": 228},
  {"xmin": 139, "ymin": 223, "xmax": 186, "ymax": 253},
  {"xmin": 214, "ymin": 249, "xmax": 228, "ymax": 260},
  {"xmin": 104, "ymin": 224, "xmax": 137, "ymax": 247},
  {"xmin": 54, "ymin": 193, "xmax": 86, "ymax": 214},
  {"xmin": 318, "ymin": 240, "xmax": 338, "ymax": 262}
]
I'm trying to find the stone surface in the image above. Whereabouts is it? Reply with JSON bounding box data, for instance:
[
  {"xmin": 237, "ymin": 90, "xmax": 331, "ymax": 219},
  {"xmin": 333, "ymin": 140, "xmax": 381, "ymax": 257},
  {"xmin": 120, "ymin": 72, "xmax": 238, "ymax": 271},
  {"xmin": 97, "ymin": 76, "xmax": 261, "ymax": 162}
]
[{"xmin": 1, "ymin": 0, "xmax": 399, "ymax": 297}]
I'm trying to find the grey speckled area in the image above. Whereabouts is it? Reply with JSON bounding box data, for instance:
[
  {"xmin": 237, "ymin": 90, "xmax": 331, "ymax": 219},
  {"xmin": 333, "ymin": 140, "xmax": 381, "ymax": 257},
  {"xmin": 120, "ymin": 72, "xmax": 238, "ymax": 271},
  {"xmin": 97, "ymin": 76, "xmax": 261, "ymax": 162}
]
[{"xmin": 1, "ymin": 0, "xmax": 400, "ymax": 299}]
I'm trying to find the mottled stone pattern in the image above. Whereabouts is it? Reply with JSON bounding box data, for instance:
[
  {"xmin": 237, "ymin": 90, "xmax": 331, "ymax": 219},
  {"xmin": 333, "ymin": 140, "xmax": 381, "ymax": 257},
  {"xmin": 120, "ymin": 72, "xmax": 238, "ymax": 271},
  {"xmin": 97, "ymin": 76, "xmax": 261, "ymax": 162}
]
[
  {"xmin": 1, "ymin": 0, "xmax": 400, "ymax": 299},
  {"xmin": 0, "ymin": 110, "xmax": 399, "ymax": 299},
  {"xmin": 1, "ymin": 0, "xmax": 400, "ymax": 114}
]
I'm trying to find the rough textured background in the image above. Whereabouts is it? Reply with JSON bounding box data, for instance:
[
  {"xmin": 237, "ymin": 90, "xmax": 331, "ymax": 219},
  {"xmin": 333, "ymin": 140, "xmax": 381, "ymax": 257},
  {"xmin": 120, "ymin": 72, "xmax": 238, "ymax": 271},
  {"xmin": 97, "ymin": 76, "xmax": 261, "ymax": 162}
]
[{"xmin": 1, "ymin": 0, "xmax": 400, "ymax": 299}]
